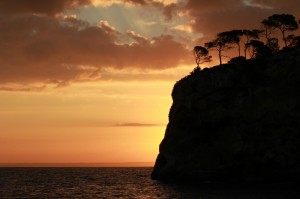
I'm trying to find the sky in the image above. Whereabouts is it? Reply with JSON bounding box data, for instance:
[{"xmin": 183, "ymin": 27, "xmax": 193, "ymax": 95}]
[{"xmin": 0, "ymin": 0, "xmax": 300, "ymax": 165}]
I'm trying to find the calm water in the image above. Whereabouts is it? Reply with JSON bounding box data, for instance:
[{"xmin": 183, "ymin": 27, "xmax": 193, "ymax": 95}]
[{"xmin": 0, "ymin": 167, "xmax": 300, "ymax": 199}]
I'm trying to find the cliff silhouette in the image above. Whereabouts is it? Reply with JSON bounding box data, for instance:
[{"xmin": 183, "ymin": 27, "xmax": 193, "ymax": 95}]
[{"xmin": 151, "ymin": 46, "xmax": 300, "ymax": 182}]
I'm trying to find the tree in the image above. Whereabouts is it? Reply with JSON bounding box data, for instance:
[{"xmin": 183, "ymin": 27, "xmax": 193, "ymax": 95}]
[
  {"xmin": 267, "ymin": 14, "xmax": 299, "ymax": 47},
  {"xmin": 205, "ymin": 37, "xmax": 232, "ymax": 65},
  {"xmin": 193, "ymin": 46, "xmax": 211, "ymax": 68},
  {"xmin": 246, "ymin": 40, "xmax": 270, "ymax": 59},
  {"xmin": 291, "ymin": 36, "xmax": 300, "ymax": 47},
  {"xmin": 228, "ymin": 56, "xmax": 246, "ymax": 64},
  {"xmin": 261, "ymin": 19, "xmax": 277, "ymax": 48},
  {"xmin": 267, "ymin": 37, "xmax": 280, "ymax": 53},
  {"xmin": 218, "ymin": 30, "xmax": 243, "ymax": 57},
  {"xmin": 242, "ymin": 29, "xmax": 262, "ymax": 58},
  {"xmin": 286, "ymin": 34, "xmax": 300, "ymax": 47}
]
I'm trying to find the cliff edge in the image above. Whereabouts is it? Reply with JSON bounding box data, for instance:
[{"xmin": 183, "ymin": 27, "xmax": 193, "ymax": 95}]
[{"xmin": 151, "ymin": 47, "xmax": 300, "ymax": 182}]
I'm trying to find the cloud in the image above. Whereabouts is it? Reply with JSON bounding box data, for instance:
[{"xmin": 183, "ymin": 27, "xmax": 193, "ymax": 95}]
[
  {"xmin": 162, "ymin": 2, "xmax": 181, "ymax": 20},
  {"xmin": 166, "ymin": 0, "xmax": 300, "ymax": 42},
  {"xmin": 98, "ymin": 20, "xmax": 119, "ymax": 36},
  {"xmin": 171, "ymin": 24, "xmax": 193, "ymax": 33},
  {"xmin": 126, "ymin": 30, "xmax": 150, "ymax": 44},
  {"xmin": 124, "ymin": 0, "xmax": 177, "ymax": 6},
  {"xmin": 0, "ymin": 84, "xmax": 46, "ymax": 92},
  {"xmin": 92, "ymin": 0, "xmax": 299, "ymax": 39},
  {"xmin": 91, "ymin": 0, "xmax": 176, "ymax": 7},
  {"xmin": 243, "ymin": 0, "xmax": 273, "ymax": 9},
  {"xmin": 91, "ymin": 0, "xmax": 180, "ymax": 20},
  {"xmin": 183, "ymin": 0, "xmax": 268, "ymax": 38},
  {"xmin": 185, "ymin": 0, "xmax": 243, "ymax": 13},
  {"xmin": 0, "ymin": 0, "xmax": 91, "ymax": 16},
  {"xmin": 113, "ymin": 122, "xmax": 164, "ymax": 127},
  {"xmin": 248, "ymin": 0, "xmax": 300, "ymax": 11},
  {"xmin": 0, "ymin": 14, "xmax": 191, "ymax": 87}
]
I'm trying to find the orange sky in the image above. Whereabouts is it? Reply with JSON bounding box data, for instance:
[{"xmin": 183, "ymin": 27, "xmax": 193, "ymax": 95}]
[{"xmin": 0, "ymin": 0, "xmax": 300, "ymax": 165}]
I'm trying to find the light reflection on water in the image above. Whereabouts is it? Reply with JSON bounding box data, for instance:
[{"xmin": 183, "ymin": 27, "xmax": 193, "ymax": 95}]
[{"xmin": 0, "ymin": 168, "xmax": 299, "ymax": 198}]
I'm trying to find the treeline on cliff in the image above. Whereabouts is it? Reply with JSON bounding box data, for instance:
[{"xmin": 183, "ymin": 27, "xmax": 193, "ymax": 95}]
[{"xmin": 193, "ymin": 13, "xmax": 300, "ymax": 69}]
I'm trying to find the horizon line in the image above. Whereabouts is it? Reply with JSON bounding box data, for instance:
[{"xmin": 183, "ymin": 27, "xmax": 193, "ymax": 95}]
[{"xmin": 0, "ymin": 162, "xmax": 154, "ymax": 167}]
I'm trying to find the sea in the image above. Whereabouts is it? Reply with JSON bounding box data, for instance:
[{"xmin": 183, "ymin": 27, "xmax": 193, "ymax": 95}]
[{"xmin": 0, "ymin": 167, "xmax": 300, "ymax": 199}]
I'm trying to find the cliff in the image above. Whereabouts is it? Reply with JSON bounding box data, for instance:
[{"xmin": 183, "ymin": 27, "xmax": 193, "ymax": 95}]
[{"xmin": 151, "ymin": 47, "xmax": 300, "ymax": 182}]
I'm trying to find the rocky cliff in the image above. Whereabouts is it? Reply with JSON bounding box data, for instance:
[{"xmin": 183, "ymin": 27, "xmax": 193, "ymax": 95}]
[{"xmin": 151, "ymin": 47, "xmax": 300, "ymax": 182}]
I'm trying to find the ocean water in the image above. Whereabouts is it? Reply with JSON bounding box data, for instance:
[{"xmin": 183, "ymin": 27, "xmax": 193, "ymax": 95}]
[{"xmin": 0, "ymin": 167, "xmax": 300, "ymax": 199}]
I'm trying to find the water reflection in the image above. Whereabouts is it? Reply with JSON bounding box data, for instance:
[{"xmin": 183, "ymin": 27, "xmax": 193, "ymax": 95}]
[
  {"xmin": 0, "ymin": 168, "xmax": 299, "ymax": 199},
  {"xmin": 152, "ymin": 180, "xmax": 300, "ymax": 199}
]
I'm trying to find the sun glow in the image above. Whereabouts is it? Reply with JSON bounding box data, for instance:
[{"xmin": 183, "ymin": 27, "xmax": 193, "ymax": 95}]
[
  {"xmin": 0, "ymin": 125, "xmax": 166, "ymax": 163},
  {"xmin": 0, "ymin": 77, "xmax": 176, "ymax": 164}
]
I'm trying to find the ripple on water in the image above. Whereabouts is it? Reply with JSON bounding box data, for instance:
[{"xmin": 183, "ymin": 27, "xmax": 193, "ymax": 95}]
[{"xmin": 0, "ymin": 168, "xmax": 300, "ymax": 199}]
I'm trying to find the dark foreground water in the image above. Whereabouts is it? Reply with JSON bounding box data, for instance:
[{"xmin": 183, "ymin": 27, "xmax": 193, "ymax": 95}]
[{"xmin": 0, "ymin": 167, "xmax": 300, "ymax": 199}]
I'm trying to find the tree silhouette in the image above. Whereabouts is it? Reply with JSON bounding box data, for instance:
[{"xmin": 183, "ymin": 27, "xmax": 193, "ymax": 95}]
[
  {"xmin": 267, "ymin": 14, "xmax": 299, "ymax": 47},
  {"xmin": 205, "ymin": 36, "xmax": 232, "ymax": 65},
  {"xmin": 246, "ymin": 40, "xmax": 270, "ymax": 59},
  {"xmin": 228, "ymin": 56, "xmax": 246, "ymax": 64},
  {"xmin": 242, "ymin": 29, "xmax": 262, "ymax": 58},
  {"xmin": 195, "ymin": 13, "xmax": 299, "ymax": 65},
  {"xmin": 292, "ymin": 36, "xmax": 300, "ymax": 47},
  {"xmin": 193, "ymin": 46, "xmax": 211, "ymax": 68},
  {"xmin": 261, "ymin": 19, "xmax": 276, "ymax": 41},
  {"xmin": 218, "ymin": 30, "xmax": 243, "ymax": 57},
  {"xmin": 286, "ymin": 34, "xmax": 300, "ymax": 47},
  {"xmin": 261, "ymin": 19, "xmax": 277, "ymax": 49},
  {"xmin": 267, "ymin": 37, "xmax": 280, "ymax": 53}
]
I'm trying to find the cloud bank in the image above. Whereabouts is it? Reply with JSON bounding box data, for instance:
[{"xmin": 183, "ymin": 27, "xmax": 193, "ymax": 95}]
[
  {"xmin": 183, "ymin": 0, "xmax": 300, "ymax": 39},
  {"xmin": 1, "ymin": 0, "xmax": 299, "ymax": 89},
  {"xmin": 0, "ymin": 0, "xmax": 91, "ymax": 16},
  {"xmin": 0, "ymin": 0, "xmax": 190, "ymax": 87}
]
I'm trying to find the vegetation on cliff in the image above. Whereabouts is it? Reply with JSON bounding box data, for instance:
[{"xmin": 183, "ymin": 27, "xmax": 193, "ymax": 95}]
[{"xmin": 194, "ymin": 13, "xmax": 299, "ymax": 68}]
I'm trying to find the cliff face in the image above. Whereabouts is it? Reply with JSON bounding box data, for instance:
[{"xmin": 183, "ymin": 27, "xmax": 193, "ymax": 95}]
[{"xmin": 151, "ymin": 47, "xmax": 300, "ymax": 182}]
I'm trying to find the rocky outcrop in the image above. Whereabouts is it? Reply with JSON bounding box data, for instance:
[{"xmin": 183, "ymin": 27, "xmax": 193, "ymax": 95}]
[{"xmin": 151, "ymin": 47, "xmax": 300, "ymax": 182}]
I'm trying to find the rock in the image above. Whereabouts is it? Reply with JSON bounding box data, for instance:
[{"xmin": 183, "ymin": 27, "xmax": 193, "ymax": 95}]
[{"xmin": 151, "ymin": 46, "xmax": 300, "ymax": 182}]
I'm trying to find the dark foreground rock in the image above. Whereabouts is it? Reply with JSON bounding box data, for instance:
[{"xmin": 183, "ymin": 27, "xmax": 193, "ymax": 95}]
[{"xmin": 151, "ymin": 47, "xmax": 300, "ymax": 182}]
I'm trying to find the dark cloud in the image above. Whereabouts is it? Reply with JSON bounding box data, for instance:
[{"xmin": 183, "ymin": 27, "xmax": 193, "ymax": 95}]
[
  {"xmin": 125, "ymin": 0, "xmax": 149, "ymax": 5},
  {"xmin": 125, "ymin": 0, "xmax": 162, "ymax": 7},
  {"xmin": 0, "ymin": 0, "xmax": 91, "ymax": 16},
  {"xmin": 186, "ymin": 0, "xmax": 242, "ymax": 13},
  {"xmin": 191, "ymin": 6, "xmax": 273, "ymax": 38},
  {"xmin": 163, "ymin": 3, "xmax": 181, "ymax": 21},
  {"xmin": 0, "ymin": 14, "xmax": 191, "ymax": 86},
  {"xmin": 176, "ymin": 0, "xmax": 300, "ymax": 41}
]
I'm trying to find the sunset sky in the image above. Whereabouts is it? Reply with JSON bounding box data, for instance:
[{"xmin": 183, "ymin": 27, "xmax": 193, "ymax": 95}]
[{"xmin": 1, "ymin": 0, "xmax": 300, "ymax": 165}]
